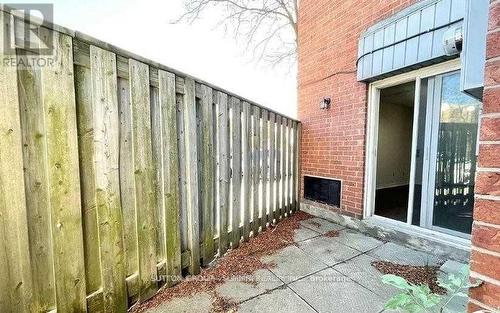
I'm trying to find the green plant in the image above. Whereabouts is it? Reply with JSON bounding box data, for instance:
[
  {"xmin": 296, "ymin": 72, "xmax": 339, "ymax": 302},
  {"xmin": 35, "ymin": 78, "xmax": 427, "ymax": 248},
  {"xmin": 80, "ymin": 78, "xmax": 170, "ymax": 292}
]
[{"xmin": 381, "ymin": 265, "xmax": 482, "ymax": 313}]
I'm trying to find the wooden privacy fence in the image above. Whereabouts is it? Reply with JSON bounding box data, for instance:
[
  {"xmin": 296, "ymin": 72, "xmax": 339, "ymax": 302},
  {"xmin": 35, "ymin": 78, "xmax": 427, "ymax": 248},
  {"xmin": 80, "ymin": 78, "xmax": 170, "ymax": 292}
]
[{"xmin": 0, "ymin": 9, "xmax": 301, "ymax": 313}]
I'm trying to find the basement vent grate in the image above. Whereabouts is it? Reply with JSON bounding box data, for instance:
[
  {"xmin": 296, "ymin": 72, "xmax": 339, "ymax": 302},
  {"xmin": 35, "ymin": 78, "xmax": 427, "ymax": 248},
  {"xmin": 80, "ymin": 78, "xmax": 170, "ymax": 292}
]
[{"xmin": 304, "ymin": 176, "xmax": 341, "ymax": 207}]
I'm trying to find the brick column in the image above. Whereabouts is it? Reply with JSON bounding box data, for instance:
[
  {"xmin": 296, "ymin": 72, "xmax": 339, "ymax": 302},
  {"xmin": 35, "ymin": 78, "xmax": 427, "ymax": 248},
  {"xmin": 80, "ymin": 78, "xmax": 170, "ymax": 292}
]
[{"xmin": 468, "ymin": 1, "xmax": 500, "ymax": 311}]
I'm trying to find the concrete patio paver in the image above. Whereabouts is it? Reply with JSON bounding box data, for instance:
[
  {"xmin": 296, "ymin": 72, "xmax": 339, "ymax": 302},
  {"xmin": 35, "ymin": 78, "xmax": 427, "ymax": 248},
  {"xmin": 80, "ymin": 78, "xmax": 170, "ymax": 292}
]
[
  {"xmin": 291, "ymin": 226, "xmax": 322, "ymax": 242},
  {"xmin": 289, "ymin": 268, "xmax": 386, "ymax": 313},
  {"xmin": 238, "ymin": 287, "xmax": 316, "ymax": 313},
  {"xmin": 367, "ymin": 242, "xmax": 444, "ymax": 266},
  {"xmin": 332, "ymin": 228, "xmax": 384, "ymax": 252},
  {"xmin": 297, "ymin": 236, "xmax": 363, "ymax": 266},
  {"xmin": 216, "ymin": 269, "xmax": 283, "ymax": 302},
  {"xmin": 261, "ymin": 245, "xmax": 328, "ymax": 283},
  {"xmin": 146, "ymin": 216, "xmax": 469, "ymax": 313},
  {"xmin": 299, "ymin": 217, "xmax": 345, "ymax": 234},
  {"xmin": 332, "ymin": 253, "xmax": 398, "ymax": 300}
]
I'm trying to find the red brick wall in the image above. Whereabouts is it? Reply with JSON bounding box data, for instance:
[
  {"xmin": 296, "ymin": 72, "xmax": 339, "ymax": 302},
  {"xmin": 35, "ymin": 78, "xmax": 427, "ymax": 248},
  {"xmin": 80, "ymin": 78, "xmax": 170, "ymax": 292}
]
[
  {"xmin": 297, "ymin": 0, "xmax": 417, "ymax": 217},
  {"xmin": 468, "ymin": 1, "xmax": 500, "ymax": 311}
]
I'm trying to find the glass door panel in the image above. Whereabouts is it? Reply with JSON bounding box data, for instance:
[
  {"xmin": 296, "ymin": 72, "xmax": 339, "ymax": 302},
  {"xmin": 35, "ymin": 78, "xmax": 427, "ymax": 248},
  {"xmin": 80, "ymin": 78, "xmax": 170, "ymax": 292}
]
[{"xmin": 429, "ymin": 72, "xmax": 481, "ymax": 235}]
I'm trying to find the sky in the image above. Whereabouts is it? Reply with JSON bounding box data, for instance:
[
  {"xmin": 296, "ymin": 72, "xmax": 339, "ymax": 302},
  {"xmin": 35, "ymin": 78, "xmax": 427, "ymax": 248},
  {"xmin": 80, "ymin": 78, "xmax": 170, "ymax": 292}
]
[{"xmin": 10, "ymin": 0, "xmax": 298, "ymax": 118}]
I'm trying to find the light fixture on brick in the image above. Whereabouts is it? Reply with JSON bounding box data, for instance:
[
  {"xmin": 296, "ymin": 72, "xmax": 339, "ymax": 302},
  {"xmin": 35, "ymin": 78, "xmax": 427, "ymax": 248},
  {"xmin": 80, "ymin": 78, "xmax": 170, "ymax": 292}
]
[{"xmin": 319, "ymin": 97, "xmax": 331, "ymax": 110}]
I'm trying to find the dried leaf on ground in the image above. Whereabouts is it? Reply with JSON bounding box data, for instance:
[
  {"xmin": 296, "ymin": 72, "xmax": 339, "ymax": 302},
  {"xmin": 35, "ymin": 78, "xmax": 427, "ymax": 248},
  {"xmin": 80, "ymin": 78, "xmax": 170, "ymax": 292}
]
[{"xmin": 131, "ymin": 211, "xmax": 313, "ymax": 313}]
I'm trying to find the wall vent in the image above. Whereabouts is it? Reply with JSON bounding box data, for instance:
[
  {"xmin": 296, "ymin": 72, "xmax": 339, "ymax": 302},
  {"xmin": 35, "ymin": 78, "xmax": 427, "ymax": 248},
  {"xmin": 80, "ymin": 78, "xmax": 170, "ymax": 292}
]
[{"xmin": 304, "ymin": 176, "xmax": 341, "ymax": 207}]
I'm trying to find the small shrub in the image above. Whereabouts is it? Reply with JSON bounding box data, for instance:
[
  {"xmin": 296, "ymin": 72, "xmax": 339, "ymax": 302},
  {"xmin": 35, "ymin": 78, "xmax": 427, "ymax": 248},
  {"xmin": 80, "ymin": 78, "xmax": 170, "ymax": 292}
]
[{"xmin": 381, "ymin": 265, "xmax": 483, "ymax": 313}]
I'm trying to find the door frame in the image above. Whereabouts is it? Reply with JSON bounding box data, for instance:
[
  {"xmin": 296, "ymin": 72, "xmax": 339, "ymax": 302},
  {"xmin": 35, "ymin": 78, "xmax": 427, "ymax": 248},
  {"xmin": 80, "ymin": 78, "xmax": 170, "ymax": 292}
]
[{"xmin": 363, "ymin": 59, "xmax": 462, "ymax": 229}]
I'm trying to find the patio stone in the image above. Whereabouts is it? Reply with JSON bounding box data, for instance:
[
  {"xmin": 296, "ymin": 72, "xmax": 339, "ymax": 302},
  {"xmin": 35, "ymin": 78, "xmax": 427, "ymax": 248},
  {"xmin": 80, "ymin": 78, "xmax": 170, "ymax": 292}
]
[
  {"xmin": 297, "ymin": 236, "xmax": 362, "ymax": 266},
  {"xmin": 261, "ymin": 245, "xmax": 327, "ymax": 283},
  {"xmin": 300, "ymin": 217, "xmax": 344, "ymax": 234},
  {"xmin": 215, "ymin": 269, "xmax": 283, "ymax": 302},
  {"xmin": 440, "ymin": 259, "xmax": 467, "ymax": 274},
  {"xmin": 146, "ymin": 292, "xmax": 213, "ymax": 313},
  {"xmin": 333, "ymin": 253, "xmax": 399, "ymax": 300},
  {"xmin": 292, "ymin": 226, "xmax": 321, "ymax": 242},
  {"xmin": 367, "ymin": 242, "xmax": 444, "ymax": 266},
  {"xmin": 289, "ymin": 268, "xmax": 385, "ymax": 313},
  {"xmin": 238, "ymin": 286, "xmax": 316, "ymax": 313},
  {"xmin": 332, "ymin": 228, "xmax": 384, "ymax": 252}
]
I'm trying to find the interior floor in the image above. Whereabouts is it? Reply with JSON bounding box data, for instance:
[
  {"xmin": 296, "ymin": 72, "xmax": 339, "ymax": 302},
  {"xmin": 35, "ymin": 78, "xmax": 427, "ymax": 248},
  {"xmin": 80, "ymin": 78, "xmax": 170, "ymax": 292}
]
[{"xmin": 375, "ymin": 185, "xmax": 409, "ymax": 222}]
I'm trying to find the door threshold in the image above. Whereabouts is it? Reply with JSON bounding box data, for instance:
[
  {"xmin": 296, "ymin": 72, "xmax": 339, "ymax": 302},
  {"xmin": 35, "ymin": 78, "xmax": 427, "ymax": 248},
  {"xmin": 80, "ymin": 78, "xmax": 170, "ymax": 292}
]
[
  {"xmin": 368, "ymin": 215, "xmax": 471, "ymax": 251},
  {"xmin": 301, "ymin": 201, "xmax": 471, "ymax": 263}
]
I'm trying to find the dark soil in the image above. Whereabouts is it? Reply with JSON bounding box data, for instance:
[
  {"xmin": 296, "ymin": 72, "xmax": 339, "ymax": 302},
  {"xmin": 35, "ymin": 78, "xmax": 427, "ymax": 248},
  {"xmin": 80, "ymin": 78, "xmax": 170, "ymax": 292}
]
[
  {"xmin": 371, "ymin": 260, "xmax": 446, "ymax": 295},
  {"xmin": 131, "ymin": 211, "xmax": 313, "ymax": 313}
]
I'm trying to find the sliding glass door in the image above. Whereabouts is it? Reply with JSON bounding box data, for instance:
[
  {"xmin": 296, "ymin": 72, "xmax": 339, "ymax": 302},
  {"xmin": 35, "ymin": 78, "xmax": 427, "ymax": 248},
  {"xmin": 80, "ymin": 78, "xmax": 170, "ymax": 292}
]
[
  {"xmin": 417, "ymin": 71, "xmax": 481, "ymax": 236},
  {"xmin": 370, "ymin": 62, "xmax": 482, "ymax": 238}
]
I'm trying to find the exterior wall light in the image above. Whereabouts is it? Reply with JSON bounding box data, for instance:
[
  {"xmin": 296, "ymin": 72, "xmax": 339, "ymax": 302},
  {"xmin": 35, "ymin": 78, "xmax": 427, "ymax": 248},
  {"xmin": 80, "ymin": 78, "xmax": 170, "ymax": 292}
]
[{"xmin": 320, "ymin": 97, "xmax": 331, "ymax": 110}]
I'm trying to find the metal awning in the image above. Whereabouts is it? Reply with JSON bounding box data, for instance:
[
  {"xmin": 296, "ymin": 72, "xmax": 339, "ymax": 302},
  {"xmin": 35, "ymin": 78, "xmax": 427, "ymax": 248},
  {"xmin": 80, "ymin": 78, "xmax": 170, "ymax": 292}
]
[{"xmin": 357, "ymin": 0, "xmax": 465, "ymax": 82}]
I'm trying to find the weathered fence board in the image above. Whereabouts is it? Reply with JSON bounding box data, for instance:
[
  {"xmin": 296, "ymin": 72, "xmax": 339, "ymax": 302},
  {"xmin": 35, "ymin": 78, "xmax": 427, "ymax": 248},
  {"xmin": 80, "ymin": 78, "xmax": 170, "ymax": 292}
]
[
  {"xmin": 199, "ymin": 84, "xmax": 215, "ymax": 265},
  {"xmin": 18, "ymin": 50, "xmax": 55, "ymax": 312},
  {"xmin": 158, "ymin": 70, "xmax": 182, "ymax": 285},
  {"xmin": 129, "ymin": 59, "xmax": 158, "ymax": 301},
  {"xmin": 281, "ymin": 119, "xmax": 289, "ymax": 217},
  {"xmin": 268, "ymin": 113, "xmax": 276, "ymax": 224},
  {"xmin": 261, "ymin": 109, "xmax": 269, "ymax": 230},
  {"xmin": 242, "ymin": 102, "xmax": 252, "ymax": 241},
  {"xmin": 276, "ymin": 116, "xmax": 284, "ymax": 220},
  {"xmin": 76, "ymin": 61, "xmax": 103, "ymax": 301},
  {"xmin": 41, "ymin": 29, "xmax": 88, "ymax": 312},
  {"xmin": 90, "ymin": 45, "xmax": 128, "ymax": 312},
  {"xmin": 182, "ymin": 78, "xmax": 201, "ymax": 275},
  {"xmin": 230, "ymin": 97, "xmax": 242, "ymax": 248},
  {"xmin": 287, "ymin": 119, "xmax": 293, "ymax": 215},
  {"xmin": 0, "ymin": 12, "xmax": 33, "ymax": 312},
  {"xmin": 216, "ymin": 91, "xmax": 230, "ymax": 254},
  {"xmin": 0, "ymin": 11, "xmax": 300, "ymax": 312},
  {"xmin": 252, "ymin": 106, "xmax": 261, "ymax": 235}
]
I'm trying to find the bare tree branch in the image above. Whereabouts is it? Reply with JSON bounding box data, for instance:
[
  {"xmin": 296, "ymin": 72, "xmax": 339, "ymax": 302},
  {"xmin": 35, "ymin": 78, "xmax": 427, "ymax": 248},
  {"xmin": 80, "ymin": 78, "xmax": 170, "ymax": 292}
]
[{"xmin": 173, "ymin": 0, "xmax": 298, "ymax": 67}]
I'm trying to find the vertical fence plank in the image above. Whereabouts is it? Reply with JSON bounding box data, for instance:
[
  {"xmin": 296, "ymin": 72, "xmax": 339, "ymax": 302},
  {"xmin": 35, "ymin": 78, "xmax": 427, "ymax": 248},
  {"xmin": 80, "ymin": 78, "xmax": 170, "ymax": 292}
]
[
  {"xmin": 260, "ymin": 110, "xmax": 269, "ymax": 230},
  {"xmin": 159, "ymin": 70, "xmax": 182, "ymax": 285},
  {"xmin": 252, "ymin": 106, "xmax": 261, "ymax": 235},
  {"xmin": 268, "ymin": 113, "xmax": 276, "ymax": 224},
  {"xmin": 216, "ymin": 91, "xmax": 230, "ymax": 255},
  {"xmin": 241, "ymin": 102, "xmax": 252, "ymax": 241},
  {"xmin": 177, "ymin": 90, "xmax": 188, "ymax": 254},
  {"xmin": 0, "ymin": 12, "xmax": 33, "ymax": 312},
  {"xmin": 39, "ymin": 29, "xmax": 87, "ymax": 312},
  {"xmin": 151, "ymin": 84, "xmax": 165, "ymax": 263},
  {"xmin": 281, "ymin": 118, "xmax": 290, "ymax": 217},
  {"xmin": 129, "ymin": 59, "xmax": 158, "ymax": 301},
  {"xmin": 287, "ymin": 119, "xmax": 293, "ymax": 214},
  {"xmin": 200, "ymin": 85, "xmax": 215, "ymax": 265},
  {"xmin": 294, "ymin": 123, "xmax": 302, "ymax": 211},
  {"xmin": 90, "ymin": 46, "xmax": 128, "ymax": 311},
  {"xmin": 183, "ymin": 78, "xmax": 201, "ymax": 275},
  {"xmin": 275, "ymin": 116, "xmax": 283, "ymax": 220},
  {"xmin": 76, "ymin": 63, "xmax": 103, "ymax": 305},
  {"xmin": 118, "ymin": 76, "xmax": 139, "ymax": 279},
  {"xmin": 230, "ymin": 97, "xmax": 242, "ymax": 248},
  {"xmin": 18, "ymin": 51, "xmax": 56, "ymax": 311}
]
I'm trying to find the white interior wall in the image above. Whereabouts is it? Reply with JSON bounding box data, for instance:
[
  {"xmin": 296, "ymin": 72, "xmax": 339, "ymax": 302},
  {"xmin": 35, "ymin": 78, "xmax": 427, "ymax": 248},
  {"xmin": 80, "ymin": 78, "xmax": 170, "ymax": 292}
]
[{"xmin": 376, "ymin": 100, "xmax": 413, "ymax": 189}]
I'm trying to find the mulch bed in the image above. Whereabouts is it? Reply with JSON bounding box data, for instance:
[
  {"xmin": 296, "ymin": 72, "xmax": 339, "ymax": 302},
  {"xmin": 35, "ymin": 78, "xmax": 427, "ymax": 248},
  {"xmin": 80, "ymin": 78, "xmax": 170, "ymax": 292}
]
[
  {"xmin": 131, "ymin": 211, "xmax": 313, "ymax": 313},
  {"xmin": 371, "ymin": 260, "xmax": 446, "ymax": 295}
]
